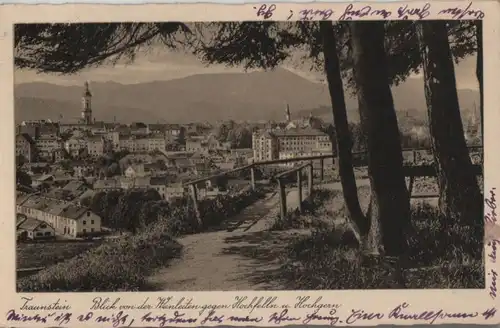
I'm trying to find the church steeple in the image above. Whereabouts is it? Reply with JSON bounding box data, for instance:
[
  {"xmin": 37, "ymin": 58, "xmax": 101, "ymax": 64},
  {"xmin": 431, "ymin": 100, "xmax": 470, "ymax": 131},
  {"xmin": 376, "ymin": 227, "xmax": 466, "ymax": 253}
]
[
  {"xmin": 285, "ymin": 103, "xmax": 291, "ymax": 122},
  {"xmin": 81, "ymin": 81, "xmax": 93, "ymax": 125}
]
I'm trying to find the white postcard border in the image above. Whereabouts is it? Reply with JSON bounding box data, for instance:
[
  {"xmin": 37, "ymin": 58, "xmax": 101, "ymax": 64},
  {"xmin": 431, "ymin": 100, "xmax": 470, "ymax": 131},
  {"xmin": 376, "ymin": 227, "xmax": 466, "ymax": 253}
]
[{"xmin": 0, "ymin": 1, "xmax": 499, "ymax": 326}]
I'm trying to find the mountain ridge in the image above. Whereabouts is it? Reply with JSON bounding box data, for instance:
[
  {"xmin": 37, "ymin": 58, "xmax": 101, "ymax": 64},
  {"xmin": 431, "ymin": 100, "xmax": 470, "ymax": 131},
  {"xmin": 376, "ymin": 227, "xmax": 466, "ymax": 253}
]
[{"xmin": 15, "ymin": 68, "xmax": 479, "ymax": 124}]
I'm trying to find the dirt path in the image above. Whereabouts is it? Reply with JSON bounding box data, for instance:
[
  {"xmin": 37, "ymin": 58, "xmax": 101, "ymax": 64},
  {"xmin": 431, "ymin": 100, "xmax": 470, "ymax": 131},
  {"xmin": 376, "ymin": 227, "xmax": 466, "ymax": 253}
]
[{"xmin": 146, "ymin": 188, "xmax": 309, "ymax": 291}]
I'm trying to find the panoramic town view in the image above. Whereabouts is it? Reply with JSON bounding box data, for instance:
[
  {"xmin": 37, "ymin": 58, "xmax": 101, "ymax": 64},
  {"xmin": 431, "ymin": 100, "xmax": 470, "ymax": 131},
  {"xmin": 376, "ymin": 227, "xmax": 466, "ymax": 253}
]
[{"xmin": 14, "ymin": 21, "xmax": 484, "ymax": 292}]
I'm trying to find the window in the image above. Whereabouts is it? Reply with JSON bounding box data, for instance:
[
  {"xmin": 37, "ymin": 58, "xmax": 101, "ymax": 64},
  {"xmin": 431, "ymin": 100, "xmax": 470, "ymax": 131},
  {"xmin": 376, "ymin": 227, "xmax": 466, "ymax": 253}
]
[
  {"xmin": 87, "ymin": 211, "xmax": 90, "ymax": 217},
  {"xmin": 83, "ymin": 229, "xmax": 87, "ymax": 234},
  {"xmin": 36, "ymin": 232, "xmax": 43, "ymax": 237},
  {"xmin": 44, "ymin": 232, "xmax": 51, "ymax": 236},
  {"xmin": 91, "ymin": 228, "xmax": 94, "ymax": 232},
  {"xmin": 91, "ymin": 220, "xmax": 95, "ymax": 224},
  {"xmin": 83, "ymin": 220, "xmax": 87, "ymax": 225}
]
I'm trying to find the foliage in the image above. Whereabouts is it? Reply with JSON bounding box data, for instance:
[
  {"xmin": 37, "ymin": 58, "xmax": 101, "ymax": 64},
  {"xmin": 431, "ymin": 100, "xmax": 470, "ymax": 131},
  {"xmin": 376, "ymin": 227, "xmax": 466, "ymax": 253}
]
[
  {"xmin": 15, "ymin": 23, "xmax": 190, "ymax": 73},
  {"xmin": 279, "ymin": 202, "xmax": 483, "ymax": 290},
  {"xmin": 17, "ymin": 240, "xmax": 101, "ymax": 269},
  {"xmin": 215, "ymin": 120, "xmax": 235, "ymax": 142},
  {"xmin": 17, "ymin": 227, "xmax": 182, "ymax": 292},
  {"xmin": 196, "ymin": 21, "xmax": 477, "ymax": 92},
  {"xmin": 16, "ymin": 170, "xmax": 32, "ymax": 187},
  {"xmin": 90, "ymin": 189, "xmax": 162, "ymax": 233},
  {"xmin": 15, "ymin": 22, "xmax": 477, "ymax": 92},
  {"xmin": 271, "ymin": 189, "xmax": 335, "ymax": 231},
  {"xmin": 90, "ymin": 186, "xmax": 266, "ymax": 236},
  {"xmin": 196, "ymin": 188, "xmax": 267, "ymax": 229},
  {"xmin": 215, "ymin": 121, "xmax": 253, "ymax": 149},
  {"xmin": 95, "ymin": 150, "xmax": 129, "ymax": 178}
]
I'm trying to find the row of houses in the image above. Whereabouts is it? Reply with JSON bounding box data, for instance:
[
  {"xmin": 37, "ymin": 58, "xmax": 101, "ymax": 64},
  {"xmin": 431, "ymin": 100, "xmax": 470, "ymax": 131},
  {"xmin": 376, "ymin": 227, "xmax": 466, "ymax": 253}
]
[
  {"xmin": 18, "ymin": 120, "xmax": 184, "ymax": 141},
  {"xmin": 93, "ymin": 174, "xmax": 228, "ymax": 200},
  {"xmin": 16, "ymin": 193, "xmax": 102, "ymax": 239},
  {"xmin": 16, "ymin": 131, "xmax": 171, "ymax": 163}
]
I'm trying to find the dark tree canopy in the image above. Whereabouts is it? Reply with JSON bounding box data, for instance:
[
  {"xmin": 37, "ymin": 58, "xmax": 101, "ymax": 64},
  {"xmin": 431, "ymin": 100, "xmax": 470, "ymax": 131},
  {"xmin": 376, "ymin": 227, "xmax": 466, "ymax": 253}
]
[
  {"xmin": 197, "ymin": 21, "xmax": 478, "ymax": 92},
  {"xmin": 15, "ymin": 23, "xmax": 190, "ymax": 74},
  {"xmin": 15, "ymin": 21, "xmax": 478, "ymax": 88}
]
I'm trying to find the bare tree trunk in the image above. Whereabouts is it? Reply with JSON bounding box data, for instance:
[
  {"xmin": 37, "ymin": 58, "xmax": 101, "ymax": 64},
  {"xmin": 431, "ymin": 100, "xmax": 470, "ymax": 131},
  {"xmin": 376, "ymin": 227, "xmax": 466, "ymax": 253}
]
[
  {"xmin": 475, "ymin": 20, "xmax": 483, "ymax": 139},
  {"xmin": 350, "ymin": 21, "xmax": 410, "ymax": 257},
  {"xmin": 417, "ymin": 21, "xmax": 482, "ymax": 229},
  {"xmin": 319, "ymin": 21, "xmax": 369, "ymax": 238}
]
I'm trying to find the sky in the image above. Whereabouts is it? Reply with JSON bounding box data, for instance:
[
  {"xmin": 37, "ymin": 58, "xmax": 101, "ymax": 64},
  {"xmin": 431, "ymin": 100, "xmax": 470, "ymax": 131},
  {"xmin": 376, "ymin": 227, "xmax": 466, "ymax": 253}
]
[{"xmin": 14, "ymin": 48, "xmax": 479, "ymax": 90}]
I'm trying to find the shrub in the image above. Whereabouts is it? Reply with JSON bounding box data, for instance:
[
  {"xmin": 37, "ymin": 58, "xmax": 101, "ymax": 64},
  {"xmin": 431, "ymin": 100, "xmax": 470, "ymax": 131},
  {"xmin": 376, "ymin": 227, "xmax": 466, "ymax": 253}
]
[
  {"xmin": 280, "ymin": 201, "xmax": 484, "ymax": 290},
  {"xmin": 17, "ymin": 224, "xmax": 182, "ymax": 292},
  {"xmin": 270, "ymin": 189, "xmax": 337, "ymax": 231},
  {"xmin": 161, "ymin": 187, "xmax": 267, "ymax": 235}
]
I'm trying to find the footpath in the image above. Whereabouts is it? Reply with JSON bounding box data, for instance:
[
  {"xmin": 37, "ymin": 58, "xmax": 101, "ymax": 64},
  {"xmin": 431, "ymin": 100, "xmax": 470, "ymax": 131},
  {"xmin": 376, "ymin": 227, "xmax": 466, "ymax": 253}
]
[{"xmin": 146, "ymin": 188, "xmax": 309, "ymax": 291}]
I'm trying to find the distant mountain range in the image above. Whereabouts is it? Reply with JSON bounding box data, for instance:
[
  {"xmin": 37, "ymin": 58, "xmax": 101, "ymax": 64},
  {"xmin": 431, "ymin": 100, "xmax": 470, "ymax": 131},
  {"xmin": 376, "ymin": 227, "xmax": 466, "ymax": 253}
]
[{"xmin": 15, "ymin": 68, "xmax": 479, "ymax": 124}]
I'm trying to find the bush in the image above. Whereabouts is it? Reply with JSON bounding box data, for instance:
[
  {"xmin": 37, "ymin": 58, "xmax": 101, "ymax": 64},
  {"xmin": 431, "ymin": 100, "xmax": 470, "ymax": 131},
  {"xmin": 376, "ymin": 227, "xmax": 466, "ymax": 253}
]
[
  {"xmin": 17, "ymin": 225, "xmax": 182, "ymax": 292},
  {"xmin": 280, "ymin": 202, "xmax": 484, "ymax": 290},
  {"xmin": 161, "ymin": 187, "xmax": 266, "ymax": 235},
  {"xmin": 270, "ymin": 189, "xmax": 335, "ymax": 231}
]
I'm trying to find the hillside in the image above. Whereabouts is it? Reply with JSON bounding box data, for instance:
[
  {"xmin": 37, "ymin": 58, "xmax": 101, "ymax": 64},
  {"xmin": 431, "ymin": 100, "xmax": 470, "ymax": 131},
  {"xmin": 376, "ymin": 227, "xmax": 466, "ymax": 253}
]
[
  {"xmin": 297, "ymin": 77, "xmax": 479, "ymax": 124},
  {"xmin": 15, "ymin": 68, "xmax": 479, "ymax": 124}
]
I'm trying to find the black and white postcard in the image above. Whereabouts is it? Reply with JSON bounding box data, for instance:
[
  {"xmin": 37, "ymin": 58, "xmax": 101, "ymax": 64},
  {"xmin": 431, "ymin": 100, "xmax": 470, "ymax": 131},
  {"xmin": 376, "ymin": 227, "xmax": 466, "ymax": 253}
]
[{"xmin": 1, "ymin": 1, "xmax": 499, "ymax": 326}]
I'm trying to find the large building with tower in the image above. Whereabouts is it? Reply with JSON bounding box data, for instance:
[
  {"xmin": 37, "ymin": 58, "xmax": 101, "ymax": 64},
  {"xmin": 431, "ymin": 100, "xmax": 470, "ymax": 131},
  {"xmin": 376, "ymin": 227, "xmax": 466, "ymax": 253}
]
[
  {"xmin": 81, "ymin": 81, "xmax": 93, "ymax": 125},
  {"xmin": 252, "ymin": 103, "xmax": 333, "ymax": 163}
]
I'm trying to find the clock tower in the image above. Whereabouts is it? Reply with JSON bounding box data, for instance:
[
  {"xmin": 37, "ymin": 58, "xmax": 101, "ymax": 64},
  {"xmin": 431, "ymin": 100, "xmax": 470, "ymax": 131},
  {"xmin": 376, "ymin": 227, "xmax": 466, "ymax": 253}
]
[{"xmin": 81, "ymin": 81, "xmax": 93, "ymax": 125}]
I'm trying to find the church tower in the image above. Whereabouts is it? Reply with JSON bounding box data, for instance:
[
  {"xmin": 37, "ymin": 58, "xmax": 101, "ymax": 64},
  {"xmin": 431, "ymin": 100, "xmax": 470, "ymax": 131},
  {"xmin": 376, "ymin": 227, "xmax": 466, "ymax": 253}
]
[
  {"xmin": 81, "ymin": 81, "xmax": 93, "ymax": 125},
  {"xmin": 285, "ymin": 103, "xmax": 291, "ymax": 122}
]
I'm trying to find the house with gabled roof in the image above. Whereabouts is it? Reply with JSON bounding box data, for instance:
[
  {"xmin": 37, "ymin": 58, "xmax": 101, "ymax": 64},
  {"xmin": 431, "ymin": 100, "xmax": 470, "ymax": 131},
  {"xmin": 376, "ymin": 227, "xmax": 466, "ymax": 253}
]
[
  {"xmin": 57, "ymin": 204, "xmax": 101, "ymax": 237},
  {"xmin": 16, "ymin": 192, "xmax": 102, "ymax": 238},
  {"xmin": 17, "ymin": 216, "xmax": 55, "ymax": 241}
]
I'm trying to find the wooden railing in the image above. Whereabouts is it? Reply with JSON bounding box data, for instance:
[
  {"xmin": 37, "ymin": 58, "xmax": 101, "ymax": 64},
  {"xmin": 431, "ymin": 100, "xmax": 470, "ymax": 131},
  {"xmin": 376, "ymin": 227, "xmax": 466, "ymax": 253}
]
[
  {"xmin": 183, "ymin": 146, "xmax": 483, "ymax": 219},
  {"xmin": 274, "ymin": 163, "xmax": 313, "ymax": 220}
]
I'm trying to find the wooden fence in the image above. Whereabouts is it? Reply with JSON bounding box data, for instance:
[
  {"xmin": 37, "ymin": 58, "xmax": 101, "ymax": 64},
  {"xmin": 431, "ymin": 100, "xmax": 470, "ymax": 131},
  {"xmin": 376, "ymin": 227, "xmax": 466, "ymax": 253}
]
[
  {"xmin": 183, "ymin": 146, "xmax": 483, "ymax": 220},
  {"xmin": 274, "ymin": 163, "xmax": 313, "ymax": 220}
]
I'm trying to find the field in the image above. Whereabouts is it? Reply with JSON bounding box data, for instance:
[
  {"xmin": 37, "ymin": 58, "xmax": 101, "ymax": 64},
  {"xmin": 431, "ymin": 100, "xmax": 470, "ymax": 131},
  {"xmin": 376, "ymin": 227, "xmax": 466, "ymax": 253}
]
[{"xmin": 17, "ymin": 240, "xmax": 102, "ymax": 269}]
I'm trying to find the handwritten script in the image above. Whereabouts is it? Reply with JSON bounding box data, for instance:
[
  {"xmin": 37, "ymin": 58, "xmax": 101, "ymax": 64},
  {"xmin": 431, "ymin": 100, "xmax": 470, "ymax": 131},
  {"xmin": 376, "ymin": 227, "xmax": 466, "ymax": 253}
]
[
  {"xmin": 253, "ymin": 2, "xmax": 485, "ymax": 21},
  {"xmin": 486, "ymin": 187, "xmax": 498, "ymax": 300},
  {"xmin": 5, "ymin": 296, "xmax": 497, "ymax": 326}
]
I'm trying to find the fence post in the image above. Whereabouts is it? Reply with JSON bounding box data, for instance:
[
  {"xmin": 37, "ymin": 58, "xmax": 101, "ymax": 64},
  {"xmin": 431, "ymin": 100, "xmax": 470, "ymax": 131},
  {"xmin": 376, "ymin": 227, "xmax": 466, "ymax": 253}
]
[
  {"xmin": 297, "ymin": 170, "xmax": 303, "ymax": 213},
  {"xmin": 250, "ymin": 166, "xmax": 256, "ymax": 190},
  {"xmin": 320, "ymin": 158, "xmax": 324, "ymax": 181},
  {"xmin": 278, "ymin": 178, "xmax": 287, "ymax": 220},
  {"xmin": 189, "ymin": 184, "xmax": 202, "ymax": 226},
  {"xmin": 412, "ymin": 150, "xmax": 416, "ymax": 165},
  {"xmin": 308, "ymin": 164, "xmax": 313, "ymax": 196}
]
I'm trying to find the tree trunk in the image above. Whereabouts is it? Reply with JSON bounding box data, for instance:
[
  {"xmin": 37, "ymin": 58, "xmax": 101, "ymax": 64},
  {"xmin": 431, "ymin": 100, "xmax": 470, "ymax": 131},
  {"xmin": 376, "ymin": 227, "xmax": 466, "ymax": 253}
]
[
  {"xmin": 350, "ymin": 21, "xmax": 410, "ymax": 257},
  {"xmin": 475, "ymin": 20, "xmax": 483, "ymax": 139},
  {"xmin": 417, "ymin": 21, "xmax": 482, "ymax": 229},
  {"xmin": 319, "ymin": 21, "xmax": 369, "ymax": 238}
]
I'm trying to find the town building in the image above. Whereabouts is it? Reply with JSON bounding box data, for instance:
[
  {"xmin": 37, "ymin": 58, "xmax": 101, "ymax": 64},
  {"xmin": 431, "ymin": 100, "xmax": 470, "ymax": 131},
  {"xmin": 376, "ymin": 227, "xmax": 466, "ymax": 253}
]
[
  {"xmin": 64, "ymin": 136, "xmax": 87, "ymax": 158},
  {"xmin": 252, "ymin": 131, "xmax": 278, "ymax": 162},
  {"xmin": 252, "ymin": 105, "xmax": 332, "ymax": 163},
  {"xmin": 149, "ymin": 177, "xmax": 168, "ymax": 200},
  {"xmin": 124, "ymin": 163, "xmax": 146, "ymax": 178},
  {"xmin": 35, "ymin": 136, "xmax": 63, "ymax": 161},
  {"xmin": 17, "ymin": 215, "xmax": 56, "ymax": 241},
  {"xmin": 16, "ymin": 194, "xmax": 102, "ymax": 238},
  {"xmin": 16, "ymin": 133, "xmax": 36, "ymax": 163},
  {"xmin": 130, "ymin": 122, "xmax": 149, "ymax": 135},
  {"xmin": 119, "ymin": 134, "xmax": 166, "ymax": 153},
  {"xmin": 86, "ymin": 135, "xmax": 105, "ymax": 158}
]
